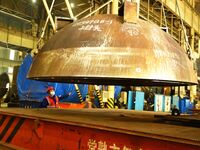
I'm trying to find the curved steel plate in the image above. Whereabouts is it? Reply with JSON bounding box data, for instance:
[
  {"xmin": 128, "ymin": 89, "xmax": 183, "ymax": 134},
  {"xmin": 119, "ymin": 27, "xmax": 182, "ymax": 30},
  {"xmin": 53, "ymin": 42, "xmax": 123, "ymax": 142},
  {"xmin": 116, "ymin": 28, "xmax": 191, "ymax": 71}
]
[{"xmin": 28, "ymin": 15, "xmax": 197, "ymax": 86}]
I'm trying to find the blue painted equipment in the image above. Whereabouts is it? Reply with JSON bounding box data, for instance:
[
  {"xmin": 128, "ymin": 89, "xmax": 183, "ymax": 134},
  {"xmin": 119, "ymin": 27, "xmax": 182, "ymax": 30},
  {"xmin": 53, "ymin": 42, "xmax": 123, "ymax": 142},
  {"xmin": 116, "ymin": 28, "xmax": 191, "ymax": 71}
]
[
  {"xmin": 186, "ymin": 99, "xmax": 194, "ymax": 114},
  {"xmin": 127, "ymin": 91, "xmax": 144, "ymax": 110},
  {"xmin": 134, "ymin": 91, "xmax": 144, "ymax": 111},
  {"xmin": 179, "ymin": 98, "xmax": 187, "ymax": 113},
  {"xmin": 178, "ymin": 97, "xmax": 193, "ymax": 114},
  {"xmin": 154, "ymin": 94, "xmax": 164, "ymax": 112},
  {"xmin": 172, "ymin": 96, "xmax": 180, "ymax": 110},
  {"xmin": 17, "ymin": 55, "xmax": 122, "ymax": 108},
  {"xmin": 128, "ymin": 91, "xmax": 134, "ymax": 110},
  {"xmin": 163, "ymin": 96, "xmax": 171, "ymax": 112},
  {"xmin": 17, "ymin": 54, "xmax": 88, "ymax": 104}
]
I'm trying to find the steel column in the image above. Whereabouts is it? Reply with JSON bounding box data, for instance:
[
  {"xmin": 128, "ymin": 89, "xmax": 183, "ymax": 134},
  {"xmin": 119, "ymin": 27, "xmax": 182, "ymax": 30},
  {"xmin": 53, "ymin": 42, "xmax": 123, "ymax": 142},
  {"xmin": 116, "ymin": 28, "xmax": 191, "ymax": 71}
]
[
  {"xmin": 42, "ymin": 0, "xmax": 56, "ymax": 32},
  {"xmin": 64, "ymin": 0, "xmax": 75, "ymax": 19}
]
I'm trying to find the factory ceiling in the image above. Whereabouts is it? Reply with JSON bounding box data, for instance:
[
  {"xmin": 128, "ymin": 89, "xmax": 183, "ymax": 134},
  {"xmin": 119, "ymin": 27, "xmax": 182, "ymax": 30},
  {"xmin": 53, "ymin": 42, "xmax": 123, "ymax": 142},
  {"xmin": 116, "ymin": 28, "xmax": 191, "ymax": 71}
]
[
  {"xmin": 196, "ymin": 0, "xmax": 200, "ymax": 13},
  {"xmin": 0, "ymin": 0, "xmax": 199, "ymax": 27},
  {"xmin": 0, "ymin": 0, "xmax": 93, "ymax": 23}
]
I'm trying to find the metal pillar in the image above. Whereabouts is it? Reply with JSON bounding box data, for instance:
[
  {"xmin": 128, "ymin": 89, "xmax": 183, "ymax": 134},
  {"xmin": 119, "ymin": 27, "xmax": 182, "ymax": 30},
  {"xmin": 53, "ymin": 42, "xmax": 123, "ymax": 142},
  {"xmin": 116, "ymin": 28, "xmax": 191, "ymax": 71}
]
[
  {"xmin": 107, "ymin": 86, "xmax": 115, "ymax": 109},
  {"xmin": 38, "ymin": 0, "xmax": 55, "ymax": 45},
  {"xmin": 191, "ymin": 28, "xmax": 195, "ymax": 50},
  {"xmin": 94, "ymin": 85, "xmax": 104, "ymax": 108},
  {"xmin": 88, "ymin": 85, "xmax": 95, "ymax": 107},
  {"xmin": 147, "ymin": 0, "xmax": 150, "ymax": 21},
  {"xmin": 175, "ymin": 0, "xmax": 192, "ymax": 58},
  {"xmin": 64, "ymin": 0, "xmax": 75, "ymax": 19},
  {"xmin": 107, "ymin": 3, "xmax": 111, "ymax": 14},
  {"xmin": 124, "ymin": 0, "xmax": 140, "ymax": 23},
  {"xmin": 135, "ymin": 0, "xmax": 140, "ymax": 18},
  {"xmin": 112, "ymin": 0, "xmax": 118, "ymax": 15},
  {"xmin": 42, "ymin": 0, "xmax": 56, "ymax": 32},
  {"xmin": 190, "ymin": 85, "xmax": 197, "ymax": 102},
  {"xmin": 74, "ymin": 84, "xmax": 83, "ymax": 103}
]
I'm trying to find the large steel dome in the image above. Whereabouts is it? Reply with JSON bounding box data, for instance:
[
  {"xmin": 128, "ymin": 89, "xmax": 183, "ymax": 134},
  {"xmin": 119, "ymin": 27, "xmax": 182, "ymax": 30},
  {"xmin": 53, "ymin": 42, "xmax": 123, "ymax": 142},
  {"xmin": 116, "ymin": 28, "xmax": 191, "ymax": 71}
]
[{"xmin": 28, "ymin": 14, "xmax": 197, "ymax": 86}]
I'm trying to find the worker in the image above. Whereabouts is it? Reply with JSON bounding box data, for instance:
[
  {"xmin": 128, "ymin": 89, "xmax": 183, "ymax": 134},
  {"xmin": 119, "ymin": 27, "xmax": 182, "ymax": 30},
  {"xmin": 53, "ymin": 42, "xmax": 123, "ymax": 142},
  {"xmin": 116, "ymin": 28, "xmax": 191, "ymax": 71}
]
[
  {"xmin": 40, "ymin": 86, "xmax": 71, "ymax": 108},
  {"xmin": 171, "ymin": 105, "xmax": 180, "ymax": 116},
  {"xmin": 84, "ymin": 94, "xmax": 92, "ymax": 108}
]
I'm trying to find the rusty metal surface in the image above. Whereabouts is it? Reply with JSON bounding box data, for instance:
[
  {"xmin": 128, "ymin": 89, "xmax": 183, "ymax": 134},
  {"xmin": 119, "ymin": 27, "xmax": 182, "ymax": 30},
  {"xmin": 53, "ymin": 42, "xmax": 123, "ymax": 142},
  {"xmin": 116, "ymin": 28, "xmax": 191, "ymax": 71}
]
[
  {"xmin": 124, "ymin": 0, "xmax": 138, "ymax": 23},
  {"xmin": 0, "ymin": 109, "xmax": 200, "ymax": 149},
  {"xmin": 28, "ymin": 14, "xmax": 197, "ymax": 86},
  {"xmin": 0, "ymin": 141, "xmax": 25, "ymax": 150},
  {"xmin": 0, "ymin": 108, "xmax": 200, "ymax": 146}
]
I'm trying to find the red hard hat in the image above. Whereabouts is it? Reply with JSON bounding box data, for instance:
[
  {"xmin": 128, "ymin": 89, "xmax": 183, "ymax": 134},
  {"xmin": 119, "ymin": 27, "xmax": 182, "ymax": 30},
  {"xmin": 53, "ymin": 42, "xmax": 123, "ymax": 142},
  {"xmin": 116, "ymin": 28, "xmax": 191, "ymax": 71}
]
[{"xmin": 47, "ymin": 86, "xmax": 54, "ymax": 92}]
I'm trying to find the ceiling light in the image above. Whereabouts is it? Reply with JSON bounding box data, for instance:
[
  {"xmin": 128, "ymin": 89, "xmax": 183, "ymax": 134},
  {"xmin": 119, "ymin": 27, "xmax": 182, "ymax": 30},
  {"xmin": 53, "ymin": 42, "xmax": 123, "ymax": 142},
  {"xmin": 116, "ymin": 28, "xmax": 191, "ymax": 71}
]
[
  {"xmin": 70, "ymin": 3, "xmax": 75, "ymax": 8},
  {"xmin": 32, "ymin": 0, "xmax": 37, "ymax": 3}
]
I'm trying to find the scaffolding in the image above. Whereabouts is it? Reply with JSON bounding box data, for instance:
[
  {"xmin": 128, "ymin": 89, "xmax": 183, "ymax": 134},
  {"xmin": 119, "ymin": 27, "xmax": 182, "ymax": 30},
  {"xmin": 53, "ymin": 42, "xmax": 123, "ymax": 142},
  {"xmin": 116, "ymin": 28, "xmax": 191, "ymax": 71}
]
[{"xmin": 39, "ymin": 0, "xmax": 200, "ymax": 55}]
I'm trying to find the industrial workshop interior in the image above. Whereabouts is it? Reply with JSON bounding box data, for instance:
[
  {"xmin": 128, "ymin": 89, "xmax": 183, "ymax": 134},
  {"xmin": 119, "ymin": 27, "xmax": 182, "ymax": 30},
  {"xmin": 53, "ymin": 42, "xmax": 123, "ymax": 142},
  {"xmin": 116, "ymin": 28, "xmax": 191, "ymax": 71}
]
[{"xmin": 0, "ymin": 0, "xmax": 200, "ymax": 149}]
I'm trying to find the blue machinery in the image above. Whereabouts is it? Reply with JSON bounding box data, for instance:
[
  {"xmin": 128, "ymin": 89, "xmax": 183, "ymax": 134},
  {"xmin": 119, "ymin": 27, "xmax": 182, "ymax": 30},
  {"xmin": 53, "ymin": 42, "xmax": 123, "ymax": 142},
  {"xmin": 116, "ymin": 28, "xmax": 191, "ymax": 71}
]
[
  {"xmin": 153, "ymin": 95, "xmax": 194, "ymax": 114},
  {"xmin": 128, "ymin": 91, "xmax": 144, "ymax": 110},
  {"xmin": 17, "ymin": 55, "xmax": 88, "ymax": 103},
  {"xmin": 18, "ymin": 55, "xmax": 194, "ymax": 112},
  {"xmin": 126, "ymin": 92, "xmax": 194, "ymax": 113}
]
